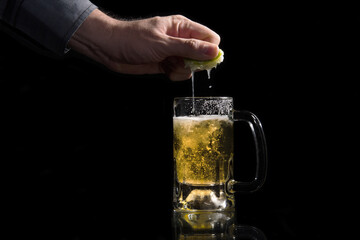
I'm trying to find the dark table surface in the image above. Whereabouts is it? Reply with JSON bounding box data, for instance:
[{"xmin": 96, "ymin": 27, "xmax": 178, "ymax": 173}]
[{"xmin": 1, "ymin": 2, "xmax": 357, "ymax": 239}]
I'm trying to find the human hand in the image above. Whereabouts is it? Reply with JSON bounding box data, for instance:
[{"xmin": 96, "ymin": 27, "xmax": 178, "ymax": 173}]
[{"xmin": 68, "ymin": 9, "xmax": 220, "ymax": 81}]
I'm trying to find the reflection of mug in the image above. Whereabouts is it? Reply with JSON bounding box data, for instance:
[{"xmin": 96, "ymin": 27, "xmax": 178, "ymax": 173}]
[
  {"xmin": 172, "ymin": 211, "xmax": 267, "ymax": 240},
  {"xmin": 173, "ymin": 97, "xmax": 267, "ymax": 211}
]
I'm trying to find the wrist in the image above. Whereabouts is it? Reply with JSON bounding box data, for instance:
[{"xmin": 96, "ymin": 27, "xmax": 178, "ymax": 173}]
[{"xmin": 68, "ymin": 9, "xmax": 117, "ymax": 64}]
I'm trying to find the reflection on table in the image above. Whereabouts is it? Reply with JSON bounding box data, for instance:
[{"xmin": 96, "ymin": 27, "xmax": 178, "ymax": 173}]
[{"xmin": 172, "ymin": 210, "xmax": 266, "ymax": 240}]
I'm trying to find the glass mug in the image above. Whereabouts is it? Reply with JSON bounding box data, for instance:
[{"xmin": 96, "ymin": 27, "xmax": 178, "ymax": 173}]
[{"xmin": 173, "ymin": 97, "xmax": 267, "ymax": 211}]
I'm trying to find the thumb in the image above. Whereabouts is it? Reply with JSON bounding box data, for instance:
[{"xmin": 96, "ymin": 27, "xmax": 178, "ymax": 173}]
[{"xmin": 166, "ymin": 37, "xmax": 219, "ymax": 60}]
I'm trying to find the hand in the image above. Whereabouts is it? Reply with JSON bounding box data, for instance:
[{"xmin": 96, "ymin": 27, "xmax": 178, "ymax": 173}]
[{"xmin": 68, "ymin": 9, "xmax": 220, "ymax": 81}]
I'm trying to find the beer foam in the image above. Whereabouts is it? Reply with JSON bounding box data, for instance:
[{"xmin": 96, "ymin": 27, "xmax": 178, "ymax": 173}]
[
  {"xmin": 197, "ymin": 99, "xmax": 233, "ymax": 116},
  {"xmin": 173, "ymin": 115, "xmax": 231, "ymax": 121}
]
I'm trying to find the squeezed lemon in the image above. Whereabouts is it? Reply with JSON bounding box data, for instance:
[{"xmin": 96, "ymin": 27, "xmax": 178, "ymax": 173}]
[{"xmin": 184, "ymin": 49, "xmax": 224, "ymax": 72}]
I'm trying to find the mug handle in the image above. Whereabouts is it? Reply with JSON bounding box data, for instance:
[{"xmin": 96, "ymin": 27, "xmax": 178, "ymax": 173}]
[{"xmin": 227, "ymin": 110, "xmax": 268, "ymax": 193}]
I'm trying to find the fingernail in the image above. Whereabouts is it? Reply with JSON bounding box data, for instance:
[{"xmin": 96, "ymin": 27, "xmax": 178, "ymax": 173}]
[{"xmin": 202, "ymin": 45, "xmax": 219, "ymax": 58}]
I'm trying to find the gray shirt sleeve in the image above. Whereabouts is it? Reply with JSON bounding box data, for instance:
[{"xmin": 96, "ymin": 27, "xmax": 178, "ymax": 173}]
[{"xmin": 0, "ymin": 0, "xmax": 98, "ymax": 55}]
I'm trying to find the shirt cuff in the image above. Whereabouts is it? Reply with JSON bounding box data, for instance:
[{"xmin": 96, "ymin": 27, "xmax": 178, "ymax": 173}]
[
  {"xmin": 64, "ymin": 4, "xmax": 98, "ymax": 54},
  {"xmin": 5, "ymin": 0, "xmax": 98, "ymax": 56}
]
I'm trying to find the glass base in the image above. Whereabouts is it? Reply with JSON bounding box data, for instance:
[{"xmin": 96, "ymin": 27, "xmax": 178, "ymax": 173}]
[{"xmin": 173, "ymin": 182, "xmax": 235, "ymax": 212}]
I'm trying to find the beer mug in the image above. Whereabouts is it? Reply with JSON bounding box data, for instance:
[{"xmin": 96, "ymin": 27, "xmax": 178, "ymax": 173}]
[{"xmin": 173, "ymin": 97, "xmax": 267, "ymax": 211}]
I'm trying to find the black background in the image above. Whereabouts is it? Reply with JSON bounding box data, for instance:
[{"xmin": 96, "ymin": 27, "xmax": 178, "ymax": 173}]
[{"xmin": 1, "ymin": 1, "xmax": 358, "ymax": 239}]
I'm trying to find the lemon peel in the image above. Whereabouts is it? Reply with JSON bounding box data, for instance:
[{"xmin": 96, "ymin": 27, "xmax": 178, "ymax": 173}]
[{"xmin": 184, "ymin": 49, "xmax": 224, "ymax": 72}]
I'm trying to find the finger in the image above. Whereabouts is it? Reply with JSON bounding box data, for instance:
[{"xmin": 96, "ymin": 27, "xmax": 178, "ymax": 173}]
[
  {"xmin": 160, "ymin": 57, "xmax": 192, "ymax": 81},
  {"xmin": 180, "ymin": 19, "xmax": 221, "ymax": 45},
  {"xmin": 167, "ymin": 69, "xmax": 192, "ymax": 81},
  {"xmin": 107, "ymin": 62, "xmax": 163, "ymax": 75},
  {"xmin": 167, "ymin": 15, "xmax": 221, "ymax": 45},
  {"xmin": 166, "ymin": 37, "xmax": 219, "ymax": 61}
]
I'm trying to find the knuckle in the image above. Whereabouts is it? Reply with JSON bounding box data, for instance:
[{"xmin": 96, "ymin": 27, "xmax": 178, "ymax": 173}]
[
  {"xmin": 170, "ymin": 14, "xmax": 191, "ymax": 25},
  {"xmin": 150, "ymin": 16, "xmax": 162, "ymax": 25},
  {"xmin": 215, "ymin": 34, "xmax": 221, "ymax": 44},
  {"xmin": 185, "ymin": 39, "xmax": 199, "ymax": 49},
  {"xmin": 172, "ymin": 14, "xmax": 187, "ymax": 20}
]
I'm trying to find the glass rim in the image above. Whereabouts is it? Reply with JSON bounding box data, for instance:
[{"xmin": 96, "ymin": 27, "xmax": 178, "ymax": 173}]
[{"xmin": 174, "ymin": 96, "xmax": 233, "ymax": 101}]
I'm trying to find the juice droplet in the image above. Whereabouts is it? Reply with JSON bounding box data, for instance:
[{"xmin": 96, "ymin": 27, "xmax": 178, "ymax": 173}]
[
  {"xmin": 191, "ymin": 71, "xmax": 195, "ymax": 98},
  {"xmin": 191, "ymin": 71, "xmax": 195, "ymax": 114},
  {"xmin": 207, "ymin": 69, "xmax": 212, "ymax": 89},
  {"xmin": 207, "ymin": 69, "xmax": 211, "ymax": 79}
]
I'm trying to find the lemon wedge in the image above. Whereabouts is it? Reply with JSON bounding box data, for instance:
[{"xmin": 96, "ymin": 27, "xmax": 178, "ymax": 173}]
[{"xmin": 184, "ymin": 49, "xmax": 224, "ymax": 72}]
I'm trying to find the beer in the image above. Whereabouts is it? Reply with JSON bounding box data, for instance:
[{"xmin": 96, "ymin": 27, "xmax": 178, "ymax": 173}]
[{"xmin": 173, "ymin": 115, "xmax": 234, "ymax": 185}]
